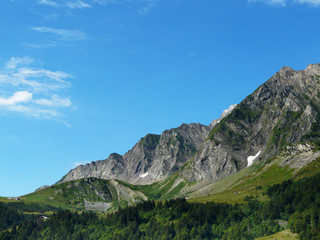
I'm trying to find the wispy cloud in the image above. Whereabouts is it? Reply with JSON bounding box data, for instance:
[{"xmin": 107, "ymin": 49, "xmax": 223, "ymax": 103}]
[
  {"xmin": 36, "ymin": 0, "xmax": 158, "ymax": 13},
  {"xmin": 28, "ymin": 27, "xmax": 87, "ymax": 48},
  {"xmin": 37, "ymin": 0, "xmax": 101, "ymax": 9},
  {"xmin": 249, "ymin": 0, "xmax": 287, "ymax": 6},
  {"xmin": 31, "ymin": 26, "xmax": 87, "ymax": 41},
  {"xmin": 296, "ymin": 0, "xmax": 320, "ymax": 5},
  {"xmin": 67, "ymin": 1, "xmax": 92, "ymax": 9},
  {"xmin": 38, "ymin": 0, "xmax": 59, "ymax": 7},
  {"xmin": 0, "ymin": 57, "xmax": 74, "ymax": 118},
  {"xmin": 249, "ymin": 0, "xmax": 320, "ymax": 6},
  {"xmin": 6, "ymin": 57, "xmax": 35, "ymax": 70}
]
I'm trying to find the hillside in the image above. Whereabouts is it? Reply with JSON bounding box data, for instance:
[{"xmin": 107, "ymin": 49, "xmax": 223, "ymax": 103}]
[
  {"xmin": 2, "ymin": 64, "xmax": 320, "ymax": 240},
  {"xmin": 3, "ymin": 171, "xmax": 320, "ymax": 239},
  {"xmin": 55, "ymin": 64, "xmax": 320, "ymax": 203},
  {"xmin": 21, "ymin": 178, "xmax": 147, "ymax": 212},
  {"xmin": 13, "ymin": 64, "xmax": 320, "ymax": 209}
]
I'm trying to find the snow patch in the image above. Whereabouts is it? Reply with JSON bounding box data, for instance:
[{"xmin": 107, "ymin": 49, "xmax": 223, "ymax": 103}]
[
  {"xmin": 247, "ymin": 151, "xmax": 261, "ymax": 167},
  {"xmin": 140, "ymin": 173, "xmax": 148, "ymax": 178}
]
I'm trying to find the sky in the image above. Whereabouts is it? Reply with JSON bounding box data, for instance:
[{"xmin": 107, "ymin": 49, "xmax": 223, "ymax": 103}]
[{"xmin": 1, "ymin": 0, "xmax": 320, "ymax": 197}]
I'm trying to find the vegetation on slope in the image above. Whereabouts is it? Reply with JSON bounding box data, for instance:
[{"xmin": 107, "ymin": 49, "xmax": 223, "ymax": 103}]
[
  {"xmin": 190, "ymin": 146, "xmax": 320, "ymax": 204},
  {"xmin": 21, "ymin": 178, "xmax": 146, "ymax": 212},
  {"xmin": 0, "ymin": 199, "xmax": 281, "ymax": 240},
  {"xmin": 22, "ymin": 178, "xmax": 115, "ymax": 210},
  {"xmin": 190, "ymin": 161, "xmax": 295, "ymax": 204},
  {"xmin": 120, "ymin": 172, "xmax": 188, "ymax": 200},
  {"xmin": 2, "ymin": 172, "xmax": 320, "ymax": 240}
]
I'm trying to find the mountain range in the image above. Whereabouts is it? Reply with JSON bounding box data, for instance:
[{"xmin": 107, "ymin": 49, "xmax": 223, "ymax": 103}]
[{"xmin": 12, "ymin": 63, "xmax": 320, "ymax": 212}]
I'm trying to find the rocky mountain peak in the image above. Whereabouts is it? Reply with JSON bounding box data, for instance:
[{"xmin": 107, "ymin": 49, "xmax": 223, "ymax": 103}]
[
  {"xmin": 59, "ymin": 64, "xmax": 320, "ymax": 194},
  {"xmin": 279, "ymin": 66, "xmax": 294, "ymax": 74},
  {"xmin": 184, "ymin": 64, "xmax": 320, "ymax": 182},
  {"xmin": 59, "ymin": 121, "xmax": 210, "ymax": 185},
  {"xmin": 305, "ymin": 63, "xmax": 320, "ymax": 73}
]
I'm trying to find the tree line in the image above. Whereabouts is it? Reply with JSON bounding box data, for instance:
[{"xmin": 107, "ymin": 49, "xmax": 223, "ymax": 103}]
[{"xmin": 1, "ymin": 172, "xmax": 320, "ymax": 239}]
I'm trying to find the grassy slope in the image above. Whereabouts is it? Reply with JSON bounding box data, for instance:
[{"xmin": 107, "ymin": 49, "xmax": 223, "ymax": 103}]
[
  {"xmin": 254, "ymin": 230, "xmax": 298, "ymax": 240},
  {"xmin": 189, "ymin": 154, "xmax": 320, "ymax": 204},
  {"xmin": 189, "ymin": 163, "xmax": 293, "ymax": 204},
  {"xmin": 19, "ymin": 177, "xmax": 151, "ymax": 212},
  {"xmin": 119, "ymin": 172, "xmax": 189, "ymax": 200},
  {"xmin": 21, "ymin": 178, "xmax": 124, "ymax": 211}
]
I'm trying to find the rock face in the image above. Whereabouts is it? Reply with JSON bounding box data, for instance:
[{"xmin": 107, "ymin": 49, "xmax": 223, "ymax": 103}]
[
  {"xmin": 59, "ymin": 123, "xmax": 211, "ymax": 185},
  {"xmin": 60, "ymin": 64, "xmax": 320, "ymax": 189},
  {"xmin": 184, "ymin": 64, "xmax": 320, "ymax": 182},
  {"xmin": 60, "ymin": 153, "xmax": 126, "ymax": 183}
]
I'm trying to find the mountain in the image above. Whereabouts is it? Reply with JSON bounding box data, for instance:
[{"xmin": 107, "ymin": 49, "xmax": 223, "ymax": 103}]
[
  {"xmin": 183, "ymin": 64, "xmax": 320, "ymax": 184},
  {"xmin": 24, "ymin": 63, "xmax": 319, "ymax": 210},
  {"xmin": 3, "ymin": 64, "xmax": 320, "ymax": 240},
  {"xmin": 59, "ymin": 122, "xmax": 211, "ymax": 185},
  {"xmin": 59, "ymin": 64, "xmax": 320, "ymax": 187}
]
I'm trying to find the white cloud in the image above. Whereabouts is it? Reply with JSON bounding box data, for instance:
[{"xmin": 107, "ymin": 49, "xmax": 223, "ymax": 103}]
[
  {"xmin": 249, "ymin": 0, "xmax": 287, "ymax": 6},
  {"xmin": 37, "ymin": 0, "xmax": 104, "ymax": 9},
  {"xmin": 270, "ymin": 0, "xmax": 287, "ymax": 5},
  {"xmin": 24, "ymin": 41, "xmax": 61, "ymax": 48},
  {"xmin": 0, "ymin": 91, "xmax": 32, "ymax": 106},
  {"xmin": 35, "ymin": 95, "xmax": 71, "ymax": 107},
  {"xmin": 38, "ymin": 0, "xmax": 59, "ymax": 6},
  {"xmin": 28, "ymin": 27, "xmax": 87, "ymax": 48},
  {"xmin": 6, "ymin": 57, "xmax": 34, "ymax": 70},
  {"xmin": 67, "ymin": 0, "xmax": 92, "ymax": 8},
  {"xmin": 296, "ymin": 0, "xmax": 320, "ymax": 5},
  {"xmin": 0, "ymin": 66, "xmax": 72, "ymax": 93},
  {"xmin": 0, "ymin": 57, "xmax": 74, "ymax": 119},
  {"xmin": 30, "ymin": 27, "xmax": 87, "ymax": 41},
  {"xmin": 36, "ymin": 0, "xmax": 157, "ymax": 12},
  {"xmin": 6, "ymin": 104, "xmax": 59, "ymax": 118},
  {"xmin": 250, "ymin": 0, "xmax": 320, "ymax": 6}
]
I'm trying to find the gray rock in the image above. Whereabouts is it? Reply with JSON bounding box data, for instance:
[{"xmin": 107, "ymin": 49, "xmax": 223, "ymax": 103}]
[
  {"xmin": 58, "ymin": 64, "xmax": 320, "ymax": 198},
  {"xmin": 185, "ymin": 63, "xmax": 320, "ymax": 182},
  {"xmin": 59, "ymin": 122, "xmax": 211, "ymax": 185},
  {"xmin": 84, "ymin": 200, "xmax": 112, "ymax": 212}
]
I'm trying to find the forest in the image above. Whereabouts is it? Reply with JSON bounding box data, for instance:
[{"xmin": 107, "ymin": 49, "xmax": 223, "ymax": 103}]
[{"xmin": 1, "ymin": 172, "xmax": 320, "ymax": 240}]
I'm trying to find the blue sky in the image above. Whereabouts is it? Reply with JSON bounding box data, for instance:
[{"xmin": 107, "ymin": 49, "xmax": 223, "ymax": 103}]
[{"xmin": 1, "ymin": 0, "xmax": 320, "ymax": 197}]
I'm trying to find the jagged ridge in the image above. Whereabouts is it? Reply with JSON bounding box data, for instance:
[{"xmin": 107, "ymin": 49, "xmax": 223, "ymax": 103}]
[
  {"xmin": 57, "ymin": 64, "xmax": 320, "ymax": 202},
  {"xmin": 184, "ymin": 64, "xmax": 320, "ymax": 183},
  {"xmin": 59, "ymin": 122, "xmax": 211, "ymax": 185}
]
